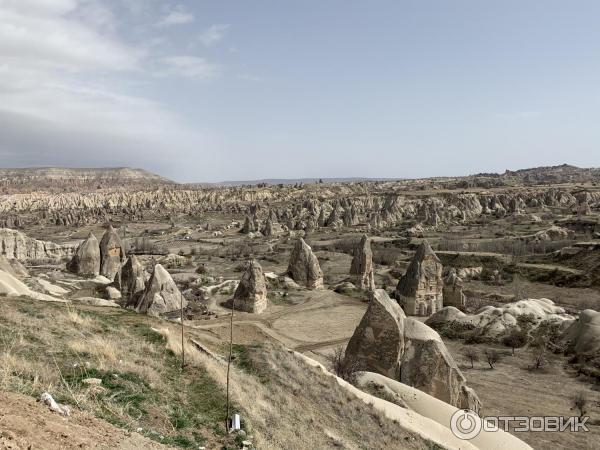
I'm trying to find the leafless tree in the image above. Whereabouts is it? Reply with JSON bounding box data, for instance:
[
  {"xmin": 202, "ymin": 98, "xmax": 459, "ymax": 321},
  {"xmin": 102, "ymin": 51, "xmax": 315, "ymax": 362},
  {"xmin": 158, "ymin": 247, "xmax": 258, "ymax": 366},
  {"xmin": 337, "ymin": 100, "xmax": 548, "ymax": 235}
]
[
  {"xmin": 463, "ymin": 347, "xmax": 479, "ymax": 369},
  {"xmin": 484, "ymin": 349, "xmax": 503, "ymax": 369}
]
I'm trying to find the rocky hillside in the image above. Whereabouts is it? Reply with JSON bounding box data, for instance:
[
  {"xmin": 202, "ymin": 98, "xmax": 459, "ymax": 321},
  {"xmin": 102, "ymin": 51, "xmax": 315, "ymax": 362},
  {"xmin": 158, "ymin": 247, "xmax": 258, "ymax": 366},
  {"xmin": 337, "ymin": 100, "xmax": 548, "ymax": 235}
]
[{"xmin": 0, "ymin": 167, "xmax": 174, "ymax": 193}]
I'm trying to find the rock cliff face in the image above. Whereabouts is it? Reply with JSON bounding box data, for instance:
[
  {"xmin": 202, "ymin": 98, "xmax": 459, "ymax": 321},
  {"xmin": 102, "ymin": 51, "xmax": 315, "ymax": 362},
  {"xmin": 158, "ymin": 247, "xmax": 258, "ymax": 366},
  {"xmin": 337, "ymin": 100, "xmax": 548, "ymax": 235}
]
[
  {"xmin": 344, "ymin": 289, "xmax": 481, "ymax": 412},
  {"xmin": 0, "ymin": 228, "xmax": 75, "ymax": 263}
]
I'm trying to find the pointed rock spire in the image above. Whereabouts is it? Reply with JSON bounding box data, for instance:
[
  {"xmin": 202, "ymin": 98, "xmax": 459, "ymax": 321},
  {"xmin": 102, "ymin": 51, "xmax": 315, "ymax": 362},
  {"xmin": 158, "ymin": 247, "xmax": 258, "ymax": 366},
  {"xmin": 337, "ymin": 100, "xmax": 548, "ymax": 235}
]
[
  {"xmin": 67, "ymin": 232, "xmax": 100, "ymax": 276},
  {"xmin": 233, "ymin": 260, "xmax": 268, "ymax": 314},
  {"xmin": 349, "ymin": 234, "xmax": 375, "ymax": 291},
  {"xmin": 286, "ymin": 238, "xmax": 323, "ymax": 290}
]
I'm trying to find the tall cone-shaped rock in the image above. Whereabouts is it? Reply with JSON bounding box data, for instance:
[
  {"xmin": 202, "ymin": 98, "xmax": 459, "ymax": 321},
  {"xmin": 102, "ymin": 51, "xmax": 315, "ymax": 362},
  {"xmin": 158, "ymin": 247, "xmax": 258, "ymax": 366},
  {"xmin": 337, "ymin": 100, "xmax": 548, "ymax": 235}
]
[
  {"xmin": 395, "ymin": 240, "xmax": 443, "ymax": 317},
  {"xmin": 67, "ymin": 232, "xmax": 100, "ymax": 276},
  {"xmin": 262, "ymin": 218, "xmax": 274, "ymax": 237},
  {"xmin": 241, "ymin": 216, "xmax": 255, "ymax": 234},
  {"xmin": 345, "ymin": 289, "xmax": 405, "ymax": 378},
  {"xmin": 121, "ymin": 255, "xmax": 146, "ymax": 306},
  {"xmin": 100, "ymin": 225, "xmax": 126, "ymax": 281},
  {"xmin": 350, "ymin": 234, "xmax": 375, "ymax": 291},
  {"xmin": 442, "ymin": 268, "xmax": 465, "ymax": 308},
  {"xmin": 344, "ymin": 289, "xmax": 481, "ymax": 412},
  {"xmin": 134, "ymin": 264, "xmax": 187, "ymax": 316},
  {"xmin": 286, "ymin": 238, "xmax": 323, "ymax": 290},
  {"xmin": 233, "ymin": 260, "xmax": 268, "ymax": 313}
]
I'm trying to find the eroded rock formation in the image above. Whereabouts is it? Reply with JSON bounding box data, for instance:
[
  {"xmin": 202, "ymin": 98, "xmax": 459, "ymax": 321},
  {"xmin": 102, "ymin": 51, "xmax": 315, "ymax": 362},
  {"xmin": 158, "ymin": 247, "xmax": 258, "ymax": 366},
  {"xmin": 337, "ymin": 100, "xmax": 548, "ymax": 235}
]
[
  {"xmin": 286, "ymin": 238, "xmax": 323, "ymax": 290},
  {"xmin": 442, "ymin": 268, "xmax": 465, "ymax": 309},
  {"xmin": 134, "ymin": 264, "xmax": 187, "ymax": 316},
  {"xmin": 119, "ymin": 255, "xmax": 146, "ymax": 306},
  {"xmin": 233, "ymin": 260, "xmax": 268, "ymax": 313},
  {"xmin": 99, "ymin": 225, "xmax": 126, "ymax": 281},
  {"xmin": 395, "ymin": 240, "xmax": 444, "ymax": 316},
  {"xmin": 0, "ymin": 228, "xmax": 74, "ymax": 263},
  {"xmin": 344, "ymin": 289, "xmax": 480, "ymax": 412},
  {"xmin": 349, "ymin": 234, "xmax": 375, "ymax": 291},
  {"xmin": 67, "ymin": 232, "xmax": 100, "ymax": 276}
]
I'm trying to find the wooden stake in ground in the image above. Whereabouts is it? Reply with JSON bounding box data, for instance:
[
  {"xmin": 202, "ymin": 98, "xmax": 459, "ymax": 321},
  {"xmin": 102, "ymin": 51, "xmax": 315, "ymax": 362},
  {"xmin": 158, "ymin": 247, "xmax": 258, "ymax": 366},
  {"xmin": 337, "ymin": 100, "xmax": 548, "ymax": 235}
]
[{"xmin": 225, "ymin": 297, "xmax": 235, "ymax": 432}]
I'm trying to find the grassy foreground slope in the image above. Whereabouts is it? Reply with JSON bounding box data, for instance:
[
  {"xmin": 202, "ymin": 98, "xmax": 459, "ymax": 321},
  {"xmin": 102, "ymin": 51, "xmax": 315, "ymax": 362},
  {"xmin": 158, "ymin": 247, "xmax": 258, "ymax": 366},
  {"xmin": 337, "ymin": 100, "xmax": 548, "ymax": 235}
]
[{"xmin": 0, "ymin": 297, "xmax": 434, "ymax": 450}]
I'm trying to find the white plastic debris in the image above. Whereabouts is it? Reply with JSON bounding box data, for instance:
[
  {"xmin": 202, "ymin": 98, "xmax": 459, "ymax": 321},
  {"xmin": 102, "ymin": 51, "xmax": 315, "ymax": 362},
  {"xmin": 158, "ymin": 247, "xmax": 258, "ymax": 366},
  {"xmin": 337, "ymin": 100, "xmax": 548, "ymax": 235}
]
[{"xmin": 40, "ymin": 392, "xmax": 70, "ymax": 416}]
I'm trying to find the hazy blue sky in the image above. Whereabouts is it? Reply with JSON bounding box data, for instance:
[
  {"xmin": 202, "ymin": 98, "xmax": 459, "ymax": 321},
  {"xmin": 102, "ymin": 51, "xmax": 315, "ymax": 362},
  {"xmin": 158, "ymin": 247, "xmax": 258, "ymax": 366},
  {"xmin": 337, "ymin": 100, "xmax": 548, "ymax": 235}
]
[{"xmin": 0, "ymin": 0, "xmax": 599, "ymax": 182}]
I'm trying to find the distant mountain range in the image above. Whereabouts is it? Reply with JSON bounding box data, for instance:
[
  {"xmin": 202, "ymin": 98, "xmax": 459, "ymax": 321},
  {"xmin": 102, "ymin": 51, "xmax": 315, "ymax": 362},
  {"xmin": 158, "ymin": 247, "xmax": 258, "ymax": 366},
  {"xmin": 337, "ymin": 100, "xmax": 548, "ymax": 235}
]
[
  {"xmin": 0, "ymin": 164, "xmax": 597, "ymax": 193},
  {"xmin": 0, "ymin": 167, "xmax": 173, "ymax": 193},
  {"xmin": 201, "ymin": 177, "xmax": 402, "ymax": 186}
]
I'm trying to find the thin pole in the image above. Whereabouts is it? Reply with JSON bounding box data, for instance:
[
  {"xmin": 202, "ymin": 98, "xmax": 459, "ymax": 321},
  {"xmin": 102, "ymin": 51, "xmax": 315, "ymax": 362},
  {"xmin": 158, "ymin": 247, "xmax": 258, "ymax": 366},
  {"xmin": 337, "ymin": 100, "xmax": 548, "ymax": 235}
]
[
  {"xmin": 225, "ymin": 297, "xmax": 235, "ymax": 433},
  {"xmin": 181, "ymin": 293, "xmax": 185, "ymax": 369}
]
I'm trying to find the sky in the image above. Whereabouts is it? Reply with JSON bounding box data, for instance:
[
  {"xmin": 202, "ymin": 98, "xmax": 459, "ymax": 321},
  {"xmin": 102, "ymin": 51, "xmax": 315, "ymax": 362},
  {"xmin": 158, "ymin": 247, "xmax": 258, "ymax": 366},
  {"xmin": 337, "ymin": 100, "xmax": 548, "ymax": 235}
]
[{"xmin": 0, "ymin": 0, "xmax": 599, "ymax": 182}]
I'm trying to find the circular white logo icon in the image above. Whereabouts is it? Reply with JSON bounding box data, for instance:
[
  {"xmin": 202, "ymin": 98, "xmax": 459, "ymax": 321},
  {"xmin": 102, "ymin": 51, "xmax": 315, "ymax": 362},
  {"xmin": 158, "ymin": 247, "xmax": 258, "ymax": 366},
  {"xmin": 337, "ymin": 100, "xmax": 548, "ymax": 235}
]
[{"xmin": 450, "ymin": 409, "xmax": 482, "ymax": 440}]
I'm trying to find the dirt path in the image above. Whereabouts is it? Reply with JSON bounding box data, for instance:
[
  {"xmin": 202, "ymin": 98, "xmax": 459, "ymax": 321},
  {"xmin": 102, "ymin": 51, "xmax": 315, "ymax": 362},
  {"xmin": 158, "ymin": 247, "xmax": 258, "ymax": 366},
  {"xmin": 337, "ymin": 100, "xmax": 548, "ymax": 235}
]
[
  {"xmin": 516, "ymin": 262, "xmax": 583, "ymax": 275},
  {"xmin": 0, "ymin": 391, "xmax": 172, "ymax": 450},
  {"xmin": 190, "ymin": 289, "xmax": 366, "ymax": 351}
]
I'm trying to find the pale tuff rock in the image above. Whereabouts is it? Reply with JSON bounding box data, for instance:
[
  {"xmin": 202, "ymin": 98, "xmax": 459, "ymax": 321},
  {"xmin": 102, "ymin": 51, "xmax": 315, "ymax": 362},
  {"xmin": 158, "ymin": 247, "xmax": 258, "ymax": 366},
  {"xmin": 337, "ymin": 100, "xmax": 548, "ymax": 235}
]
[
  {"xmin": 119, "ymin": 255, "xmax": 146, "ymax": 306},
  {"xmin": 286, "ymin": 238, "xmax": 324, "ymax": 290},
  {"xmin": 530, "ymin": 225, "xmax": 574, "ymax": 242},
  {"xmin": 426, "ymin": 298, "xmax": 571, "ymax": 339},
  {"xmin": 395, "ymin": 240, "xmax": 444, "ymax": 317},
  {"xmin": 99, "ymin": 225, "xmax": 126, "ymax": 281},
  {"xmin": 400, "ymin": 318, "xmax": 480, "ymax": 411},
  {"xmin": 233, "ymin": 260, "xmax": 268, "ymax": 314},
  {"xmin": 0, "ymin": 255, "xmax": 28, "ymax": 278},
  {"xmin": 0, "ymin": 228, "xmax": 74, "ymax": 263},
  {"xmin": 0, "ymin": 269, "xmax": 64, "ymax": 302},
  {"xmin": 442, "ymin": 268, "xmax": 465, "ymax": 309},
  {"xmin": 456, "ymin": 266, "xmax": 483, "ymax": 280},
  {"xmin": 344, "ymin": 289, "xmax": 480, "ymax": 412},
  {"xmin": 105, "ymin": 286, "xmax": 122, "ymax": 300},
  {"xmin": 134, "ymin": 264, "xmax": 187, "ymax": 316},
  {"xmin": 344, "ymin": 290, "xmax": 406, "ymax": 379},
  {"xmin": 349, "ymin": 234, "xmax": 375, "ymax": 291},
  {"xmin": 67, "ymin": 232, "xmax": 100, "ymax": 276}
]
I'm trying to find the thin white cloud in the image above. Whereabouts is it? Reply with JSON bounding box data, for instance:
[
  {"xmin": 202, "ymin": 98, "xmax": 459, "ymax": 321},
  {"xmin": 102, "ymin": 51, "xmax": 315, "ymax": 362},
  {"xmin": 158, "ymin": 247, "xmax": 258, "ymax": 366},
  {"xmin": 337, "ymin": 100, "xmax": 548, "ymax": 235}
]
[
  {"xmin": 0, "ymin": 2, "xmax": 141, "ymax": 71},
  {"xmin": 198, "ymin": 24, "xmax": 230, "ymax": 47},
  {"xmin": 159, "ymin": 56, "xmax": 221, "ymax": 79},
  {"xmin": 0, "ymin": 0, "xmax": 216, "ymax": 178},
  {"xmin": 156, "ymin": 6, "xmax": 194, "ymax": 28}
]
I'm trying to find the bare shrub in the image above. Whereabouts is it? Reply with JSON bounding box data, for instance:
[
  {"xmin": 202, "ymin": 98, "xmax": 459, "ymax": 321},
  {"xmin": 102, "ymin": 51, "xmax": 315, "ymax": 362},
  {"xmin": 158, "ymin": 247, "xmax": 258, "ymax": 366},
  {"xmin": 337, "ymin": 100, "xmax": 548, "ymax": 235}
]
[
  {"xmin": 484, "ymin": 349, "xmax": 503, "ymax": 369},
  {"xmin": 328, "ymin": 346, "xmax": 362, "ymax": 383},
  {"xmin": 463, "ymin": 347, "xmax": 479, "ymax": 369}
]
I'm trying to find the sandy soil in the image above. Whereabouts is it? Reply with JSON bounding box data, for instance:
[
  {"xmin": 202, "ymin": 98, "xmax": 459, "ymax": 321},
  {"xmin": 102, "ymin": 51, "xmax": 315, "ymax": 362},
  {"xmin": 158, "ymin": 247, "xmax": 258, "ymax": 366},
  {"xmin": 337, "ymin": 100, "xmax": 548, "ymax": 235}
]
[
  {"xmin": 0, "ymin": 391, "xmax": 172, "ymax": 450},
  {"xmin": 445, "ymin": 340, "xmax": 600, "ymax": 450}
]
